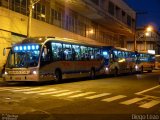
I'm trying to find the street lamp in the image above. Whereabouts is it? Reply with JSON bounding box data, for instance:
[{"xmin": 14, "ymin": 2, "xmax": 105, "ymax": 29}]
[
  {"xmin": 27, "ymin": 0, "xmax": 40, "ymax": 38},
  {"xmin": 134, "ymin": 25, "xmax": 153, "ymax": 51},
  {"xmin": 146, "ymin": 26, "xmax": 153, "ymax": 32}
]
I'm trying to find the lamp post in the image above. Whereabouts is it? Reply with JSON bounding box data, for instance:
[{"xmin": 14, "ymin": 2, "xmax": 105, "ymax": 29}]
[
  {"xmin": 27, "ymin": 0, "xmax": 40, "ymax": 38},
  {"xmin": 144, "ymin": 32, "xmax": 149, "ymax": 51},
  {"xmin": 135, "ymin": 25, "xmax": 153, "ymax": 51},
  {"xmin": 134, "ymin": 11, "xmax": 148, "ymax": 51}
]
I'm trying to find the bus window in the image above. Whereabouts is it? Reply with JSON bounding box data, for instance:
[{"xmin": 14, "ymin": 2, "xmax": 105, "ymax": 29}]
[
  {"xmin": 80, "ymin": 46, "xmax": 88, "ymax": 60},
  {"xmin": 41, "ymin": 42, "xmax": 52, "ymax": 63},
  {"xmin": 113, "ymin": 50, "xmax": 118, "ymax": 59},
  {"xmin": 72, "ymin": 45, "xmax": 80, "ymax": 60},
  {"xmin": 7, "ymin": 44, "xmax": 40, "ymax": 68},
  {"xmin": 117, "ymin": 51, "xmax": 122, "ymax": 58},
  {"xmin": 148, "ymin": 54, "xmax": 155, "ymax": 62},
  {"xmin": 95, "ymin": 48, "xmax": 102, "ymax": 59},
  {"xmin": 124, "ymin": 52, "xmax": 127, "ymax": 58},
  {"xmin": 102, "ymin": 50, "xmax": 109, "ymax": 59},
  {"xmin": 63, "ymin": 44, "xmax": 72, "ymax": 60},
  {"xmin": 131, "ymin": 52, "xmax": 136, "ymax": 62},
  {"xmin": 88, "ymin": 47, "xmax": 94, "ymax": 59},
  {"xmin": 51, "ymin": 42, "xmax": 63, "ymax": 60}
]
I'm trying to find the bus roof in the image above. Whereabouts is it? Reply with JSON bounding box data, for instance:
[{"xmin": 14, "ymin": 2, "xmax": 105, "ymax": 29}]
[
  {"xmin": 155, "ymin": 55, "xmax": 160, "ymax": 57},
  {"xmin": 14, "ymin": 36, "xmax": 102, "ymax": 47},
  {"xmin": 102, "ymin": 46, "xmax": 134, "ymax": 52},
  {"xmin": 137, "ymin": 51, "xmax": 155, "ymax": 55}
]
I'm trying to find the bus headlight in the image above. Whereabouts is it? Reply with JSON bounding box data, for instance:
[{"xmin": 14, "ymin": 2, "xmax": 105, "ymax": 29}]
[
  {"xmin": 32, "ymin": 71, "xmax": 37, "ymax": 75},
  {"xmin": 4, "ymin": 71, "xmax": 8, "ymax": 75},
  {"xmin": 105, "ymin": 67, "xmax": 109, "ymax": 71},
  {"xmin": 135, "ymin": 65, "xmax": 138, "ymax": 70}
]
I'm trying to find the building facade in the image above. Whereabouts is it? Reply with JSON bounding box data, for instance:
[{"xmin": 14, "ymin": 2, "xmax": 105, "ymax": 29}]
[
  {"xmin": 127, "ymin": 27, "xmax": 160, "ymax": 54},
  {"xmin": 0, "ymin": 0, "xmax": 135, "ymax": 70}
]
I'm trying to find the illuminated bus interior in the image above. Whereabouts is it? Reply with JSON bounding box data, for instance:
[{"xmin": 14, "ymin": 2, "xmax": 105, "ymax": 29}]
[{"xmin": 6, "ymin": 44, "xmax": 41, "ymax": 68}]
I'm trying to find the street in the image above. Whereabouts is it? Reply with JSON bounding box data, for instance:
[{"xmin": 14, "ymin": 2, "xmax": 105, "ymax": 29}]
[{"xmin": 0, "ymin": 70, "xmax": 160, "ymax": 120}]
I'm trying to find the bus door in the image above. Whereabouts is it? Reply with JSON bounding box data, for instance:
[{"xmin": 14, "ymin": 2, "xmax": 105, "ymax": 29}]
[
  {"xmin": 116, "ymin": 50, "xmax": 127, "ymax": 72},
  {"xmin": 40, "ymin": 41, "xmax": 53, "ymax": 75}
]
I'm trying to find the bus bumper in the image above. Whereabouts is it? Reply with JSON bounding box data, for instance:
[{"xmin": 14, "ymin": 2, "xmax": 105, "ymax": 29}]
[
  {"xmin": 3, "ymin": 74, "xmax": 39, "ymax": 82},
  {"xmin": 100, "ymin": 67, "xmax": 110, "ymax": 75}
]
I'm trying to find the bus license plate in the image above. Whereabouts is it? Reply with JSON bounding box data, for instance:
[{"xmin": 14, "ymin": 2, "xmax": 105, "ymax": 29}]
[{"xmin": 14, "ymin": 77, "xmax": 21, "ymax": 80}]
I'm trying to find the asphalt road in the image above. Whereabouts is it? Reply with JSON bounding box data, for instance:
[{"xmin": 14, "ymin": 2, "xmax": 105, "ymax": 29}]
[{"xmin": 0, "ymin": 70, "xmax": 159, "ymax": 120}]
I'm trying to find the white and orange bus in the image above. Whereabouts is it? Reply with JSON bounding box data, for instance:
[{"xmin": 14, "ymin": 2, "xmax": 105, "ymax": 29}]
[
  {"xmin": 3, "ymin": 37, "xmax": 104, "ymax": 82},
  {"xmin": 135, "ymin": 51, "xmax": 155, "ymax": 73},
  {"xmin": 101, "ymin": 46, "xmax": 137, "ymax": 76}
]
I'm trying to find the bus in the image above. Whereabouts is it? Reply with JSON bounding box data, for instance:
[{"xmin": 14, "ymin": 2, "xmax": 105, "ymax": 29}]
[
  {"xmin": 155, "ymin": 55, "xmax": 160, "ymax": 69},
  {"xmin": 101, "ymin": 46, "xmax": 136, "ymax": 76},
  {"xmin": 135, "ymin": 51, "xmax": 155, "ymax": 73},
  {"xmin": 3, "ymin": 37, "xmax": 104, "ymax": 82}
]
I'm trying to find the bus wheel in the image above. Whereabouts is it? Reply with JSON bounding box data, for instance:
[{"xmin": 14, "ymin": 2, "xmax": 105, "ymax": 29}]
[
  {"xmin": 129, "ymin": 67, "xmax": 133, "ymax": 74},
  {"xmin": 114, "ymin": 67, "xmax": 118, "ymax": 77},
  {"xmin": 140, "ymin": 66, "xmax": 143, "ymax": 73},
  {"xmin": 148, "ymin": 66, "xmax": 152, "ymax": 73},
  {"xmin": 55, "ymin": 70, "xmax": 62, "ymax": 83},
  {"xmin": 90, "ymin": 68, "xmax": 95, "ymax": 79}
]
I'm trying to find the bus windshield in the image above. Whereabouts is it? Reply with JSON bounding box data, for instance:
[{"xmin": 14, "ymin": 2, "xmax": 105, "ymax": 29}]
[{"xmin": 6, "ymin": 44, "xmax": 41, "ymax": 68}]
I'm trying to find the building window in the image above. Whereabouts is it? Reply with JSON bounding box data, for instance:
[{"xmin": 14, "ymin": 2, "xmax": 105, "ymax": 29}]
[
  {"xmin": 33, "ymin": 3, "xmax": 46, "ymax": 21},
  {"xmin": 127, "ymin": 15, "xmax": 131, "ymax": 27},
  {"xmin": 115, "ymin": 6, "xmax": 121, "ymax": 20},
  {"xmin": 122, "ymin": 11, "xmax": 126, "ymax": 23},
  {"xmin": 51, "ymin": 8, "xmax": 62, "ymax": 27},
  {"xmin": 108, "ymin": 1, "xmax": 114, "ymax": 16},
  {"xmin": 132, "ymin": 19, "xmax": 135, "ymax": 29},
  {"xmin": 100, "ymin": 0, "xmax": 106, "ymax": 10}
]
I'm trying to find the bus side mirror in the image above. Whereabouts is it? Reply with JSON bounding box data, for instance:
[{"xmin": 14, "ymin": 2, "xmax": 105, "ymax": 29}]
[
  {"xmin": 3, "ymin": 48, "xmax": 6, "ymax": 56},
  {"xmin": 3, "ymin": 47, "xmax": 11, "ymax": 56}
]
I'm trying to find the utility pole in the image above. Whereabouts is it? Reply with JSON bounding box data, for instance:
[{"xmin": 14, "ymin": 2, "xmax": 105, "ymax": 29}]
[
  {"xmin": 134, "ymin": 13, "xmax": 137, "ymax": 51},
  {"xmin": 27, "ymin": 0, "xmax": 40, "ymax": 38},
  {"xmin": 134, "ymin": 11, "xmax": 148, "ymax": 51}
]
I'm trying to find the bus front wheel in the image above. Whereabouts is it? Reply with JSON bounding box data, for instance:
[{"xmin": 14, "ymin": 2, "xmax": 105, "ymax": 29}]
[
  {"xmin": 148, "ymin": 66, "xmax": 153, "ymax": 73},
  {"xmin": 90, "ymin": 68, "xmax": 95, "ymax": 79},
  {"xmin": 55, "ymin": 70, "xmax": 62, "ymax": 82},
  {"xmin": 114, "ymin": 67, "xmax": 119, "ymax": 77},
  {"xmin": 140, "ymin": 66, "xmax": 143, "ymax": 74}
]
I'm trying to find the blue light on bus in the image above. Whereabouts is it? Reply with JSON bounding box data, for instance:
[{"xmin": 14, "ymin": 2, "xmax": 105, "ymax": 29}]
[
  {"xmin": 28, "ymin": 46, "xmax": 31, "ymax": 50},
  {"xmin": 14, "ymin": 44, "xmax": 39, "ymax": 51},
  {"xmin": 20, "ymin": 46, "xmax": 22, "ymax": 50},
  {"xmin": 36, "ymin": 45, "xmax": 39, "ymax": 50},
  {"xmin": 103, "ymin": 51, "xmax": 108, "ymax": 56},
  {"xmin": 32, "ymin": 45, "xmax": 35, "ymax": 50},
  {"xmin": 24, "ymin": 46, "xmax": 26, "ymax": 50},
  {"xmin": 15, "ymin": 46, "xmax": 18, "ymax": 51}
]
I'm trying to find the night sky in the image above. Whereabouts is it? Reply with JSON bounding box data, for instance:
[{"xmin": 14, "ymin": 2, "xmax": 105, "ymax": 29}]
[{"xmin": 124, "ymin": 0, "xmax": 160, "ymax": 31}]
